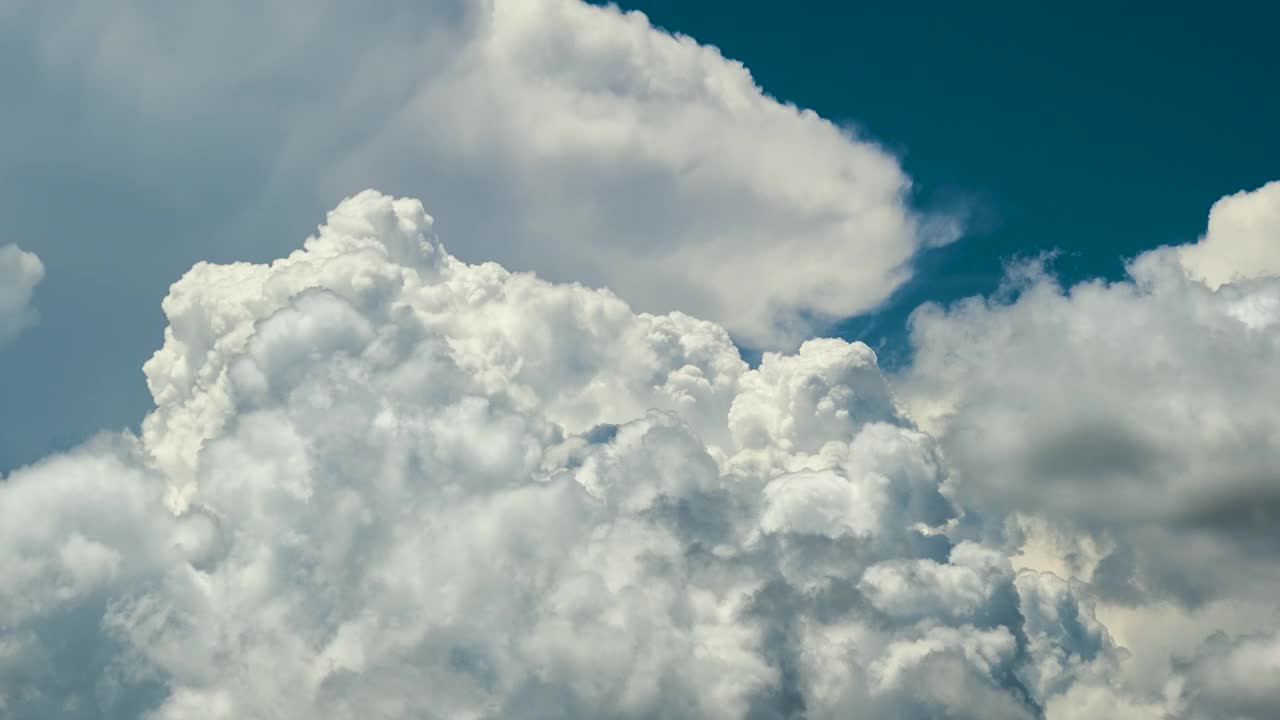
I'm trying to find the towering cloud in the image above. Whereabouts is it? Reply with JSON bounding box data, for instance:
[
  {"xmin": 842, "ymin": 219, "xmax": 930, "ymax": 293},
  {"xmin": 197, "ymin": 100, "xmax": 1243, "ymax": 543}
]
[
  {"xmin": 8, "ymin": 0, "xmax": 939, "ymax": 348},
  {"xmin": 1178, "ymin": 180, "xmax": 1280, "ymax": 289},
  {"xmin": 0, "ymin": 244, "xmax": 43, "ymax": 345},
  {"xmin": 2, "ymin": 192, "xmax": 1111, "ymax": 719},
  {"xmin": 3, "ymin": 1, "xmax": 1276, "ymax": 714}
]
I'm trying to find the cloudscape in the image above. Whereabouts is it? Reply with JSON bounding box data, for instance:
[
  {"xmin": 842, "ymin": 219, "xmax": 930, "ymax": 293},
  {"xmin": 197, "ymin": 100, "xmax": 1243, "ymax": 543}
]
[{"xmin": 1, "ymin": 1, "xmax": 1277, "ymax": 718}]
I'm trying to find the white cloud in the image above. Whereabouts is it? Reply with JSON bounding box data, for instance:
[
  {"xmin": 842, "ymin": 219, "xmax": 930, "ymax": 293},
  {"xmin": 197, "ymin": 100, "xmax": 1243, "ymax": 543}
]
[
  {"xmin": 2, "ymin": 191, "xmax": 1102, "ymax": 719},
  {"xmin": 11, "ymin": 0, "xmax": 938, "ymax": 348},
  {"xmin": 896, "ymin": 181, "xmax": 1280, "ymax": 716},
  {"xmin": 1178, "ymin": 180, "xmax": 1280, "ymax": 289},
  {"xmin": 859, "ymin": 543, "xmax": 1008, "ymax": 621},
  {"xmin": 2, "ymin": 1, "xmax": 1272, "ymax": 714},
  {"xmin": 0, "ymin": 244, "xmax": 43, "ymax": 344}
]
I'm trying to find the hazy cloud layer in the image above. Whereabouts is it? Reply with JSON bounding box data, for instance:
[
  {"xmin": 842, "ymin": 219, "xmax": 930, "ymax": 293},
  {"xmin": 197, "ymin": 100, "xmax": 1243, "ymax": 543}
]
[
  {"xmin": 2, "ymin": 192, "xmax": 1124, "ymax": 719},
  {"xmin": 1174, "ymin": 631, "xmax": 1280, "ymax": 720},
  {"xmin": 0, "ymin": 244, "xmax": 43, "ymax": 345}
]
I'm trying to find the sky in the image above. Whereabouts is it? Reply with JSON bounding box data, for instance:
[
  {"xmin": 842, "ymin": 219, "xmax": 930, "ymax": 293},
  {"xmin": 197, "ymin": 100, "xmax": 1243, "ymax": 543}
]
[{"xmin": 1, "ymin": 2, "xmax": 1278, "ymax": 718}]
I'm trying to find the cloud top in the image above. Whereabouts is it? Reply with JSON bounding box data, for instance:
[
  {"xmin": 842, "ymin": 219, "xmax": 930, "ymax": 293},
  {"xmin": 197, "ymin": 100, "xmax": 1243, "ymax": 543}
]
[
  {"xmin": 0, "ymin": 244, "xmax": 43, "ymax": 345},
  {"xmin": 12, "ymin": 0, "xmax": 942, "ymax": 348},
  {"xmin": 1178, "ymin": 180, "xmax": 1280, "ymax": 289},
  {"xmin": 0, "ymin": 191, "xmax": 1098, "ymax": 719}
]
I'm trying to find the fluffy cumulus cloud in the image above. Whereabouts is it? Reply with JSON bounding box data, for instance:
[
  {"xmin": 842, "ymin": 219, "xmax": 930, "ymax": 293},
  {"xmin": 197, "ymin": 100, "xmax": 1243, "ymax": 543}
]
[
  {"xmin": 8, "ymin": 0, "xmax": 939, "ymax": 348},
  {"xmin": 2, "ymin": 191, "xmax": 1119, "ymax": 719},
  {"xmin": 3, "ymin": 2, "xmax": 1275, "ymax": 716},
  {"xmin": 1177, "ymin": 180, "xmax": 1280, "ymax": 289},
  {"xmin": 0, "ymin": 244, "xmax": 44, "ymax": 344},
  {"xmin": 897, "ymin": 181, "xmax": 1280, "ymax": 716}
]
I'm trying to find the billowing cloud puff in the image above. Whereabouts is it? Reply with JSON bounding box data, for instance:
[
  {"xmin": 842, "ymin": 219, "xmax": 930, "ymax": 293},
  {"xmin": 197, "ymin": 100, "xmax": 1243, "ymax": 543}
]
[
  {"xmin": 0, "ymin": 244, "xmax": 43, "ymax": 344},
  {"xmin": 897, "ymin": 181, "xmax": 1280, "ymax": 714},
  {"xmin": 2, "ymin": 192, "xmax": 1103, "ymax": 719},
  {"xmin": 898, "ymin": 181, "xmax": 1280, "ymax": 600},
  {"xmin": 10, "ymin": 0, "xmax": 940, "ymax": 347},
  {"xmin": 1178, "ymin": 180, "xmax": 1280, "ymax": 289}
]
